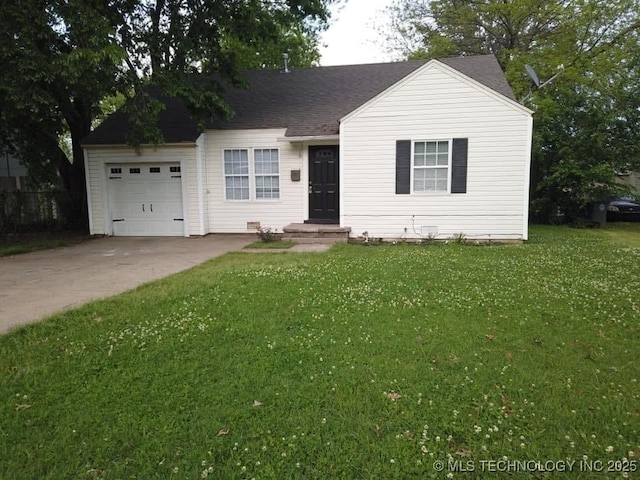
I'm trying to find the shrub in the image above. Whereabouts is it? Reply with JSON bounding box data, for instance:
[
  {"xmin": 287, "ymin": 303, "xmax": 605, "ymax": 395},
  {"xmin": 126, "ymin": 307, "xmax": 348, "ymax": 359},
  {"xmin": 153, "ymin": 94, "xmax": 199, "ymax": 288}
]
[{"xmin": 256, "ymin": 226, "xmax": 277, "ymax": 243}]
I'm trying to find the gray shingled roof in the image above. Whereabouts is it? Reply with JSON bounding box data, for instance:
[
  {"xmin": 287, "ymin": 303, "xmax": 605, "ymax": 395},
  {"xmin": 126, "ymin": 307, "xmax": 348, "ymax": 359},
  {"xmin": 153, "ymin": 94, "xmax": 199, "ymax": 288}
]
[
  {"xmin": 83, "ymin": 55, "xmax": 514, "ymax": 145},
  {"xmin": 82, "ymin": 92, "xmax": 201, "ymax": 145}
]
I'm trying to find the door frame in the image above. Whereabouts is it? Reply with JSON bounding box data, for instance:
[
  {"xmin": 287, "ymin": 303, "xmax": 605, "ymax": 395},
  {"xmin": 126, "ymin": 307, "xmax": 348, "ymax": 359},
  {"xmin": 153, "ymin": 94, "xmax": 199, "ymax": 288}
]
[{"xmin": 307, "ymin": 145, "xmax": 340, "ymax": 224}]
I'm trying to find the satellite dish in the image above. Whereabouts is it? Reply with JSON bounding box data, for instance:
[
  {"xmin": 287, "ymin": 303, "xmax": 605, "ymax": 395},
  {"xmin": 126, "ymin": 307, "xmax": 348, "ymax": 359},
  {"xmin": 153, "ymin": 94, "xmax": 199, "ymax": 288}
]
[
  {"xmin": 525, "ymin": 64, "xmax": 541, "ymax": 87},
  {"xmin": 521, "ymin": 63, "xmax": 565, "ymax": 103}
]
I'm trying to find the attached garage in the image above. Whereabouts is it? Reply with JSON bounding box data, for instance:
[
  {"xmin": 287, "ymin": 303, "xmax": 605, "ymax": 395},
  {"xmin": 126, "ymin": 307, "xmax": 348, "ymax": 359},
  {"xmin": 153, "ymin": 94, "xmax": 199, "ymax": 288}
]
[
  {"xmin": 82, "ymin": 90, "xmax": 206, "ymax": 237},
  {"xmin": 107, "ymin": 163, "xmax": 184, "ymax": 236},
  {"xmin": 83, "ymin": 140, "xmax": 206, "ymax": 237}
]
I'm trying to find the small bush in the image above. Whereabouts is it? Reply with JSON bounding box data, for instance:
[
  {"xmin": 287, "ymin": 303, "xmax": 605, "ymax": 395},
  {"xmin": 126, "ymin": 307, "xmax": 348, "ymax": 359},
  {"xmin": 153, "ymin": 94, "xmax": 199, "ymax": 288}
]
[
  {"xmin": 256, "ymin": 226, "xmax": 277, "ymax": 243},
  {"xmin": 451, "ymin": 232, "xmax": 467, "ymax": 244},
  {"xmin": 420, "ymin": 233, "xmax": 437, "ymax": 245}
]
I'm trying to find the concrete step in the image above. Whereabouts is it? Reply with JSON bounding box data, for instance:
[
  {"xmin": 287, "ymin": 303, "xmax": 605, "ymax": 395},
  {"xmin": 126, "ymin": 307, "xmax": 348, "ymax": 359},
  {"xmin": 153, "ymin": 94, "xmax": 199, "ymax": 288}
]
[
  {"xmin": 281, "ymin": 236, "xmax": 346, "ymax": 244},
  {"xmin": 283, "ymin": 223, "xmax": 351, "ymax": 234},
  {"xmin": 282, "ymin": 223, "xmax": 351, "ymax": 243},
  {"xmin": 282, "ymin": 231, "xmax": 349, "ymax": 239}
]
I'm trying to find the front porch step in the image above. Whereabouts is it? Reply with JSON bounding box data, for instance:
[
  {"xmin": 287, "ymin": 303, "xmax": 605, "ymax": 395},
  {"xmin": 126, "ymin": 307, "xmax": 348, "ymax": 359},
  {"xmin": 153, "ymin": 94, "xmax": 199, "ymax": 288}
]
[{"xmin": 282, "ymin": 223, "xmax": 351, "ymax": 243}]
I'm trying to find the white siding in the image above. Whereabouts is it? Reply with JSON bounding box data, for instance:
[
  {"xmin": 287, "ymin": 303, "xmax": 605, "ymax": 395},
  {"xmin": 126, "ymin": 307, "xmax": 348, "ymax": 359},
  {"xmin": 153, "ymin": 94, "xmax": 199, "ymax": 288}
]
[
  {"xmin": 84, "ymin": 144, "xmax": 199, "ymax": 236},
  {"xmin": 195, "ymin": 134, "xmax": 209, "ymax": 235},
  {"xmin": 205, "ymin": 129, "xmax": 305, "ymax": 233},
  {"xmin": 340, "ymin": 62, "xmax": 532, "ymax": 240}
]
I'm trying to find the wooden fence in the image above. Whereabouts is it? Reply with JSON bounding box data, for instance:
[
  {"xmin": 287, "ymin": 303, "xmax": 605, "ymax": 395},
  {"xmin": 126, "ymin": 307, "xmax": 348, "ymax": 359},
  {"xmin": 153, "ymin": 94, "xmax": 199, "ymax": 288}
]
[{"xmin": 0, "ymin": 190, "xmax": 64, "ymax": 232}]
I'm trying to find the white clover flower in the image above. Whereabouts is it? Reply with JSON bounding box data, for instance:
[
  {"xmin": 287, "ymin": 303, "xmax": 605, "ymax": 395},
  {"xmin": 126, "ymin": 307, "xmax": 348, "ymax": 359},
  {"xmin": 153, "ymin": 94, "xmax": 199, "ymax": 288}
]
[{"xmin": 606, "ymin": 446, "xmax": 614, "ymax": 453}]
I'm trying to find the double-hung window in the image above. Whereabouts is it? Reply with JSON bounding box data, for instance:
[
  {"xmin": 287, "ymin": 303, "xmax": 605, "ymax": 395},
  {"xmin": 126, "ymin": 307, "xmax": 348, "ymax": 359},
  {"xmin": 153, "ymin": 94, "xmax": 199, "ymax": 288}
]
[
  {"xmin": 224, "ymin": 149, "xmax": 250, "ymax": 200},
  {"xmin": 254, "ymin": 149, "xmax": 280, "ymax": 200},
  {"xmin": 224, "ymin": 148, "xmax": 280, "ymax": 201},
  {"xmin": 413, "ymin": 140, "xmax": 450, "ymax": 193}
]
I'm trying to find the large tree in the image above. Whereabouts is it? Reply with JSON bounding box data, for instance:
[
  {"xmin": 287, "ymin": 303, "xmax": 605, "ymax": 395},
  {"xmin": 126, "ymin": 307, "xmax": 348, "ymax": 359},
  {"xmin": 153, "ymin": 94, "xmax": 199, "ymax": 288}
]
[
  {"xmin": 0, "ymin": 0, "xmax": 334, "ymax": 227},
  {"xmin": 383, "ymin": 0, "xmax": 640, "ymax": 222}
]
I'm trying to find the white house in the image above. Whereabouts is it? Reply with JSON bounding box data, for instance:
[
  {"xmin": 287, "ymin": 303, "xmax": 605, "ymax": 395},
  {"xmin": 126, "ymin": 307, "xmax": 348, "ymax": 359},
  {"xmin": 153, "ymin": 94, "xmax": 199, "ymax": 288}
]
[{"xmin": 82, "ymin": 55, "xmax": 533, "ymax": 241}]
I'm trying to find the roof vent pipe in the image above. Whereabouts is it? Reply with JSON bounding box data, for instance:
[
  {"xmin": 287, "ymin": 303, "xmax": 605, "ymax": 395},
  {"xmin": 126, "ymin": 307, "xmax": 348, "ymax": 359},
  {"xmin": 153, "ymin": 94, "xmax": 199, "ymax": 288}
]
[{"xmin": 282, "ymin": 52, "xmax": 289, "ymax": 73}]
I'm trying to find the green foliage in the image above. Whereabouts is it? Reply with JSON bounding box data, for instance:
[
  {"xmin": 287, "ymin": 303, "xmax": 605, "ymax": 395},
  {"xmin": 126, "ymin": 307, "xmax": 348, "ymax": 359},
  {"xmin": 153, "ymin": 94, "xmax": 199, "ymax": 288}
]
[
  {"xmin": 220, "ymin": 24, "xmax": 323, "ymax": 70},
  {"xmin": 383, "ymin": 0, "xmax": 640, "ymax": 221},
  {"xmin": 451, "ymin": 232, "xmax": 467, "ymax": 244},
  {"xmin": 0, "ymin": 225, "xmax": 639, "ymax": 478},
  {"xmin": 256, "ymin": 226, "xmax": 278, "ymax": 243}
]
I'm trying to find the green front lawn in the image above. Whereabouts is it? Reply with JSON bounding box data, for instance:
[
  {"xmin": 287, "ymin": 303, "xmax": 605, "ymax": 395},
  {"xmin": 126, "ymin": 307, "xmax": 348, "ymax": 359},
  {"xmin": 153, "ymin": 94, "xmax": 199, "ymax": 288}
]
[{"xmin": 1, "ymin": 225, "xmax": 639, "ymax": 479}]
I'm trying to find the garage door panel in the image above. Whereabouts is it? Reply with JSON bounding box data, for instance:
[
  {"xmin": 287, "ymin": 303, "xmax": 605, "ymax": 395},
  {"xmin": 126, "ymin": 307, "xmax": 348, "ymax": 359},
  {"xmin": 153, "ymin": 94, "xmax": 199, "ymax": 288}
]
[{"xmin": 107, "ymin": 163, "xmax": 184, "ymax": 236}]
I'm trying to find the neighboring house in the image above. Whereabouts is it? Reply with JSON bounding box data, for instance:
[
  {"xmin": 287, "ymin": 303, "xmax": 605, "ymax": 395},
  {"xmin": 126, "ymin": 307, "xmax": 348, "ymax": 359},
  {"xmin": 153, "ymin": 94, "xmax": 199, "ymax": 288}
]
[
  {"xmin": 616, "ymin": 170, "xmax": 640, "ymax": 193},
  {"xmin": 82, "ymin": 55, "xmax": 534, "ymax": 240},
  {"xmin": 0, "ymin": 148, "xmax": 61, "ymax": 230},
  {"xmin": 0, "ymin": 149, "xmax": 29, "ymax": 192}
]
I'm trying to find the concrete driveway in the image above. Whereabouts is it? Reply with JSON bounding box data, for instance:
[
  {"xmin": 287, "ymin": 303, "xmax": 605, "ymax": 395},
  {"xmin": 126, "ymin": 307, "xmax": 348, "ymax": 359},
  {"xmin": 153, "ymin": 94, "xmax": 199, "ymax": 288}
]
[{"xmin": 0, "ymin": 235, "xmax": 252, "ymax": 334}]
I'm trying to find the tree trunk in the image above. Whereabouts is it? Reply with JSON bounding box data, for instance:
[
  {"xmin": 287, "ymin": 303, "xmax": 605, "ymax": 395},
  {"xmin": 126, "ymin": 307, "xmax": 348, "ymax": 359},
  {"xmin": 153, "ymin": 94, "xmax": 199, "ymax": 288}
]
[{"xmin": 60, "ymin": 105, "xmax": 92, "ymax": 231}]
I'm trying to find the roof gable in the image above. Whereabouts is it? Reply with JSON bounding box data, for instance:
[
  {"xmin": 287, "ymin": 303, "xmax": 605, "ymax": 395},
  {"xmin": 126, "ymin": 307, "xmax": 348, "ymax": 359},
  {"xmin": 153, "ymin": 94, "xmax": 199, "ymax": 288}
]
[
  {"xmin": 340, "ymin": 57, "xmax": 531, "ymax": 125},
  {"xmin": 83, "ymin": 55, "xmax": 518, "ymax": 146}
]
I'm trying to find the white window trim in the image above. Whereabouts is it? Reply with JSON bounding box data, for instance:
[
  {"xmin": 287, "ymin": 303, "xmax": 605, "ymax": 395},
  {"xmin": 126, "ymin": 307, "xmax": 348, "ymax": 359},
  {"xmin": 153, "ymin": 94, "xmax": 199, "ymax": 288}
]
[
  {"xmin": 253, "ymin": 148, "xmax": 281, "ymax": 201},
  {"xmin": 222, "ymin": 147, "xmax": 281, "ymax": 202},
  {"xmin": 223, "ymin": 148, "xmax": 250, "ymax": 201},
  {"xmin": 411, "ymin": 139, "xmax": 452, "ymax": 194}
]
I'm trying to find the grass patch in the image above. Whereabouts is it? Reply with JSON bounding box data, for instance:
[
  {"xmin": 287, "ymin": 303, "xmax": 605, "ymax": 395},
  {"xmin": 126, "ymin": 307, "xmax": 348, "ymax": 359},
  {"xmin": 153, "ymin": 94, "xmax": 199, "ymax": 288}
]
[
  {"xmin": 582, "ymin": 222, "xmax": 640, "ymax": 248},
  {"xmin": 1, "ymin": 226, "xmax": 638, "ymax": 478},
  {"xmin": 0, "ymin": 231, "xmax": 86, "ymax": 257},
  {"xmin": 244, "ymin": 240, "xmax": 296, "ymax": 249}
]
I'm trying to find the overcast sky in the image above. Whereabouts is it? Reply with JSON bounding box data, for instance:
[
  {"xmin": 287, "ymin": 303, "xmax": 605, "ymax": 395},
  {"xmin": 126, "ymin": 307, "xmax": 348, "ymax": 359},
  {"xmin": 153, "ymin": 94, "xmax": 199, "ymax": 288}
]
[{"xmin": 319, "ymin": 0, "xmax": 395, "ymax": 66}]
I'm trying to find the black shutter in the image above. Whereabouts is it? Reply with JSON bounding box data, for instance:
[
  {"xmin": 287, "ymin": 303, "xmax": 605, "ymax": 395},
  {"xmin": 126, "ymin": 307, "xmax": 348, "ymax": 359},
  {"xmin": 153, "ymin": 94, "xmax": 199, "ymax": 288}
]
[
  {"xmin": 451, "ymin": 138, "xmax": 468, "ymax": 194},
  {"xmin": 396, "ymin": 140, "xmax": 411, "ymax": 194}
]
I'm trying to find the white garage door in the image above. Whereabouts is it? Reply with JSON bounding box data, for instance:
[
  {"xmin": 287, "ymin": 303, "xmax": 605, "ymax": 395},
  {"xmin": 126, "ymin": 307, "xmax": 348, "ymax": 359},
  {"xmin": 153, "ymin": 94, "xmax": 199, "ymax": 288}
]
[{"xmin": 107, "ymin": 163, "xmax": 184, "ymax": 236}]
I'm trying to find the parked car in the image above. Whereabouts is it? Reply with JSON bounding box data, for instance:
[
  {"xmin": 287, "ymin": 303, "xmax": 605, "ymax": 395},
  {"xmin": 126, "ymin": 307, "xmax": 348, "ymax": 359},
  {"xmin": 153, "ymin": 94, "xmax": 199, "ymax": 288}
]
[{"xmin": 607, "ymin": 197, "xmax": 640, "ymax": 222}]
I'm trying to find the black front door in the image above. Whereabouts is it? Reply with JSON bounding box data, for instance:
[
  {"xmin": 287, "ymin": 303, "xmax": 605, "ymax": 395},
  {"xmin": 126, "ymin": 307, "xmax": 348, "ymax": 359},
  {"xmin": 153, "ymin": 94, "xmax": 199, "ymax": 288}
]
[{"xmin": 308, "ymin": 146, "xmax": 339, "ymax": 223}]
